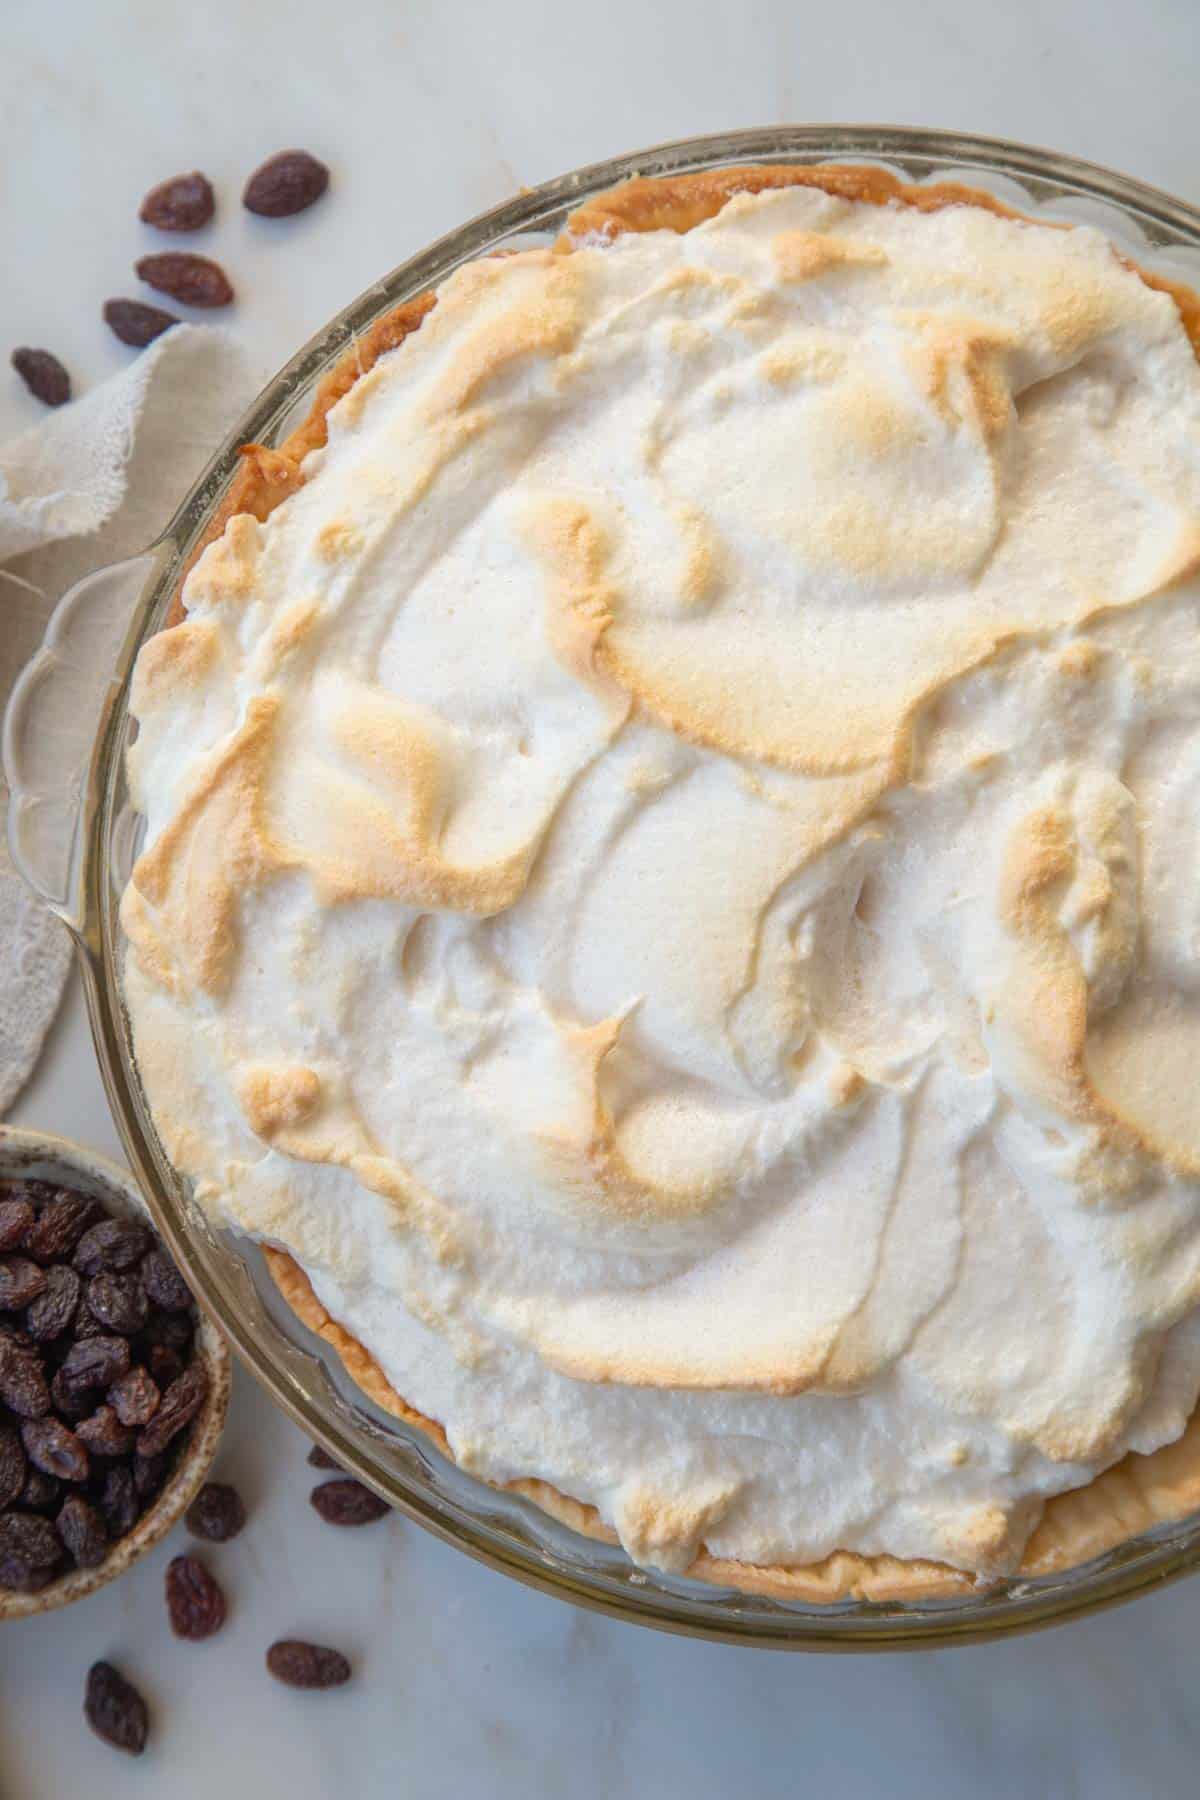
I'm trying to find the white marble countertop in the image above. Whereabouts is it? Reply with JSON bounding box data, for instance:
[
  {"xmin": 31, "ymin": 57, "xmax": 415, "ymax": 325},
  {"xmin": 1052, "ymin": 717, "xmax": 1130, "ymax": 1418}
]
[{"xmin": 5, "ymin": 1, "xmax": 1200, "ymax": 1793}]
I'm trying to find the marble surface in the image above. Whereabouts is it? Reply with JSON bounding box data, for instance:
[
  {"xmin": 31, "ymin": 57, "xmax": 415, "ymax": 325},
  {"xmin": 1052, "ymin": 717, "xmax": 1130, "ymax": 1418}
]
[{"xmin": 5, "ymin": 0, "xmax": 1200, "ymax": 1793}]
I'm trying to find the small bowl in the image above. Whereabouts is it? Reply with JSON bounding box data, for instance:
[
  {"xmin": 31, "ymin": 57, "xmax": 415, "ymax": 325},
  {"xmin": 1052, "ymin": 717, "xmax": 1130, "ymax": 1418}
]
[{"xmin": 0, "ymin": 1125, "xmax": 231, "ymax": 1620}]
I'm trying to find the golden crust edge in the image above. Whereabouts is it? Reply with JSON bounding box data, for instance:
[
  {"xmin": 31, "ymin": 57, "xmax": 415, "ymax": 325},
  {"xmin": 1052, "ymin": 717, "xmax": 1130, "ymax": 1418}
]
[
  {"xmin": 182, "ymin": 162, "xmax": 1200, "ymax": 1600},
  {"xmin": 265, "ymin": 1247, "xmax": 1200, "ymax": 1604}
]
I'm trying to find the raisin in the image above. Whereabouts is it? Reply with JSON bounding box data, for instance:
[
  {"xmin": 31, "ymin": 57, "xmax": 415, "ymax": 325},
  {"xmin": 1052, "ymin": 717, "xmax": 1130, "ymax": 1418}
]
[
  {"xmin": 6, "ymin": 1179, "xmax": 58, "ymax": 1211},
  {"xmin": 20, "ymin": 1468, "xmax": 60, "ymax": 1512},
  {"xmin": 22, "ymin": 1191, "xmax": 100, "ymax": 1263},
  {"xmin": 11, "ymin": 347, "xmax": 70, "ymax": 407},
  {"xmin": 309, "ymin": 1478, "xmax": 389, "ymax": 1527},
  {"xmin": 165, "ymin": 1553, "xmax": 226, "ymax": 1639},
  {"xmin": 0, "ymin": 1422, "xmax": 26, "ymax": 1508},
  {"xmin": 147, "ymin": 1344, "xmax": 184, "ymax": 1388},
  {"xmin": 24, "ymin": 1265, "xmax": 81, "ymax": 1341},
  {"xmin": 50, "ymin": 1370, "xmax": 91, "ymax": 1421},
  {"xmin": 132, "ymin": 1450, "xmax": 167, "ymax": 1503},
  {"xmin": 73, "ymin": 1305, "xmax": 109, "ymax": 1342},
  {"xmin": 0, "ymin": 1336, "xmax": 50, "ymax": 1417},
  {"xmin": 21, "ymin": 1417, "xmax": 89, "ymax": 1483},
  {"xmin": 60, "ymin": 1335, "xmax": 131, "ymax": 1391},
  {"xmin": 186, "ymin": 1481, "xmax": 246, "ymax": 1542},
  {"xmin": 137, "ymin": 1360, "xmax": 207, "ymax": 1457},
  {"xmin": 0, "ymin": 1551, "xmax": 57, "ymax": 1591},
  {"xmin": 135, "ymin": 252, "xmax": 233, "ymax": 307},
  {"xmin": 0, "ymin": 1197, "xmax": 34, "ymax": 1251},
  {"xmin": 0, "ymin": 1509, "xmax": 63, "ymax": 1572},
  {"xmin": 108, "ymin": 1366, "xmax": 159, "ymax": 1427},
  {"xmin": 76, "ymin": 1406, "xmax": 135, "ymax": 1458},
  {"xmin": 0, "ymin": 1257, "xmax": 47, "ymax": 1310},
  {"xmin": 74, "ymin": 1218, "xmax": 150, "ymax": 1277},
  {"xmin": 266, "ymin": 1640, "xmax": 351, "ymax": 1689},
  {"xmin": 87, "ymin": 1271, "xmax": 148, "ymax": 1335},
  {"xmin": 84, "ymin": 1661, "xmax": 149, "ymax": 1755},
  {"xmin": 307, "ymin": 1444, "xmax": 343, "ymax": 1472},
  {"xmin": 103, "ymin": 297, "xmax": 180, "ymax": 348},
  {"xmin": 100, "ymin": 1463, "xmax": 140, "ymax": 1537},
  {"xmin": 138, "ymin": 169, "xmax": 215, "ymax": 231},
  {"xmin": 243, "ymin": 149, "xmax": 329, "ymax": 218},
  {"xmin": 141, "ymin": 1248, "xmax": 192, "ymax": 1312},
  {"xmin": 57, "ymin": 1494, "xmax": 108, "ymax": 1568}
]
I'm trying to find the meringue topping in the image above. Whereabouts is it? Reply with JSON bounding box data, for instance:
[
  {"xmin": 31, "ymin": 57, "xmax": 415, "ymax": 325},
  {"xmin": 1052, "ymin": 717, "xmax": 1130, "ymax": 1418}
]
[{"xmin": 122, "ymin": 184, "xmax": 1200, "ymax": 1577}]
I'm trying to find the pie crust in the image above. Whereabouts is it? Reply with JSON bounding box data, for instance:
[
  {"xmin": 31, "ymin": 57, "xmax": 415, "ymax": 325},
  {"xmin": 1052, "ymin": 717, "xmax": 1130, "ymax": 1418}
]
[{"xmin": 168, "ymin": 164, "xmax": 1200, "ymax": 1601}]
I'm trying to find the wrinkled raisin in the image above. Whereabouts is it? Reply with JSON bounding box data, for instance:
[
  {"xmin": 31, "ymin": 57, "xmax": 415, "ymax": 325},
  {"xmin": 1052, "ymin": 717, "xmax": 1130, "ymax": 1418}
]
[
  {"xmin": 307, "ymin": 1444, "xmax": 342, "ymax": 1471},
  {"xmin": 100, "ymin": 1463, "xmax": 140, "ymax": 1537},
  {"xmin": 266, "ymin": 1640, "xmax": 351, "ymax": 1689},
  {"xmin": 132, "ymin": 1451, "xmax": 167, "ymax": 1503},
  {"xmin": 76, "ymin": 1406, "xmax": 135, "ymax": 1458},
  {"xmin": 74, "ymin": 1218, "xmax": 150, "ymax": 1277},
  {"xmin": 243, "ymin": 150, "xmax": 329, "ymax": 218},
  {"xmin": 6, "ymin": 1180, "xmax": 58, "ymax": 1211},
  {"xmin": 57, "ymin": 1494, "xmax": 108, "ymax": 1568},
  {"xmin": 0, "ymin": 1509, "xmax": 63, "ymax": 1572},
  {"xmin": 50, "ymin": 1368, "xmax": 91, "ymax": 1420},
  {"xmin": 25, "ymin": 1265, "xmax": 80, "ymax": 1341},
  {"xmin": 21, "ymin": 1417, "xmax": 89, "ymax": 1483},
  {"xmin": 0, "ymin": 1422, "xmax": 26, "ymax": 1508},
  {"xmin": 60, "ymin": 1335, "xmax": 131, "ymax": 1391},
  {"xmin": 165, "ymin": 1553, "xmax": 226, "ymax": 1639},
  {"xmin": 0, "ymin": 1257, "xmax": 46, "ymax": 1310},
  {"xmin": 147, "ymin": 1344, "xmax": 184, "ymax": 1388},
  {"xmin": 84, "ymin": 1661, "xmax": 148, "ymax": 1755},
  {"xmin": 22, "ymin": 1191, "xmax": 100, "ymax": 1263},
  {"xmin": 0, "ymin": 1197, "xmax": 34, "ymax": 1251},
  {"xmin": 139, "ymin": 169, "xmax": 215, "ymax": 231},
  {"xmin": 0, "ymin": 1335, "xmax": 50, "ymax": 1417},
  {"xmin": 20, "ymin": 1468, "xmax": 60, "ymax": 1512},
  {"xmin": 309, "ymin": 1478, "xmax": 389, "ymax": 1527},
  {"xmin": 73, "ymin": 1305, "xmax": 108, "ymax": 1341},
  {"xmin": 87, "ymin": 1271, "xmax": 148, "ymax": 1335},
  {"xmin": 0, "ymin": 1551, "xmax": 57, "ymax": 1591},
  {"xmin": 141, "ymin": 1248, "xmax": 192, "ymax": 1312},
  {"xmin": 137, "ymin": 1360, "xmax": 207, "ymax": 1457},
  {"xmin": 186, "ymin": 1481, "xmax": 246, "ymax": 1542},
  {"xmin": 135, "ymin": 252, "xmax": 233, "ymax": 307},
  {"xmin": 108, "ymin": 1366, "xmax": 159, "ymax": 1427},
  {"xmin": 103, "ymin": 297, "xmax": 180, "ymax": 348},
  {"xmin": 11, "ymin": 347, "xmax": 70, "ymax": 407}
]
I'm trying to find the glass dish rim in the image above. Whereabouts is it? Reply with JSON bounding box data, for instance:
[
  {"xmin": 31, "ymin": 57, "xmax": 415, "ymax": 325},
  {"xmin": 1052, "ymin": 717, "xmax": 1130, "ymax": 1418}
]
[{"xmin": 66, "ymin": 124, "xmax": 1200, "ymax": 1648}]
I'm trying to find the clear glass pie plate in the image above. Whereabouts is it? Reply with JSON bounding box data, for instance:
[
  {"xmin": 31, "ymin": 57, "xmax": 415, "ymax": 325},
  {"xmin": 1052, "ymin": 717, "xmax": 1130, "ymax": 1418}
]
[{"xmin": 8, "ymin": 126, "xmax": 1200, "ymax": 1649}]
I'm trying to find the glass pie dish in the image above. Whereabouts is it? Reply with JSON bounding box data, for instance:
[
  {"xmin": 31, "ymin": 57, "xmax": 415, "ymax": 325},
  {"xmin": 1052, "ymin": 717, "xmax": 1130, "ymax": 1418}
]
[{"xmin": 7, "ymin": 125, "xmax": 1200, "ymax": 1649}]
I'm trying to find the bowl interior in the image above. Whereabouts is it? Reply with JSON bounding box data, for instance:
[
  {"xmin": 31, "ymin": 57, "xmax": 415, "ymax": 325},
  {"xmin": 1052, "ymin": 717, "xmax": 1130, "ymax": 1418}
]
[{"xmin": 75, "ymin": 127, "xmax": 1200, "ymax": 1648}]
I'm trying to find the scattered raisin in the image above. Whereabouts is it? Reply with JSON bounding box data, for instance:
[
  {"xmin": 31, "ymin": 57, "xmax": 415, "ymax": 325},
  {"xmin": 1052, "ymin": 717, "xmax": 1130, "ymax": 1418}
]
[
  {"xmin": 141, "ymin": 1248, "xmax": 192, "ymax": 1312},
  {"xmin": 57, "ymin": 1494, "xmax": 109, "ymax": 1568},
  {"xmin": 20, "ymin": 1468, "xmax": 60, "ymax": 1512},
  {"xmin": 74, "ymin": 1218, "xmax": 150, "ymax": 1277},
  {"xmin": 135, "ymin": 252, "xmax": 233, "ymax": 307},
  {"xmin": 24, "ymin": 1265, "xmax": 81, "ymax": 1341},
  {"xmin": 309, "ymin": 1478, "xmax": 389, "ymax": 1527},
  {"xmin": 108, "ymin": 1366, "xmax": 159, "ymax": 1427},
  {"xmin": 87, "ymin": 1271, "xmax": 148, "ymax": 1335},
  {"xmin": 22, "ymin": 1191, "xmax": 100, "ymax": 1263},
  {"xmin": 165, "ymin": 1553, "xmax": 226, "ymax": 1639},
  {"xmin": 0, "ymin": 1423, "xmax": 26, "ymax": 1508},
  {"xmin": 307, "ymin": 1444, "xmax": 342, "ymax": 1472},
  {"xmin": 76, "ymin": 1406, "xmax": 135, "ymax": 1459},
  {"xmin": 0, "ymin": 1336, "xmax": 51, "ymax": 1417},
  {"xmin": 11, "ymin": 347, "xmax": 70, "ymax": 407},
  {"xmin": 0, "ymin": 1257, "xmax": 47, "ymax": 1310},
  {"xmin": 100, "ymin": 1463, "xmax": 140, "ymax": 1537},
  {"xmin": 0, "ymin": 1197, "xmax": 34, "ymax": 1251},
  {"xmin": 60, "ymin": 1335, "xmax": 131, "ymax": 1391},
  {"xmin": 103, "ymin": 297, "xmax": 180, "ymax": 348},
  {"xmin": 243, "ymin": 149, "xmax": 330, "ymax": 219},
  {"xmin": 84, "ymin": 1661, "xmax": 149, "ymax": 1755},
  {"xmin": 186, "ymin": 1481, "xmax": 246, "ymax": 1543},
  {"xmin": 138, "ymin": 170, "xmax": 215, "ymax": 232},
  {"xmin": 21, "ymin": 1417, "xmax": 89, "ymax": 1483},
  {"xmin": 266, "ymin": 1640, "xmax": 351, "ymax": 1689},
  {"xmin": 137, "ymin": 1360, "xmax": 207, "ymax": 1457}
]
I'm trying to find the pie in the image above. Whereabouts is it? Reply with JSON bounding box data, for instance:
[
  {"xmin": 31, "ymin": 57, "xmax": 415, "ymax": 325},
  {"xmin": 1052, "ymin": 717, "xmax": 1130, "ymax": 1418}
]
[{"xmin": 120, "ymin": 163, "xmax": 1200, "ymax": 1601}]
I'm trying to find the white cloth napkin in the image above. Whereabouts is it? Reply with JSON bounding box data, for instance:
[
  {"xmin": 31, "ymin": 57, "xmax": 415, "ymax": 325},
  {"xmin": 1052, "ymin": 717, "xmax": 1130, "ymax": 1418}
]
[{"xmin": 0, "ymin": 326, "xmax": 265, "ymax": 1113}]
